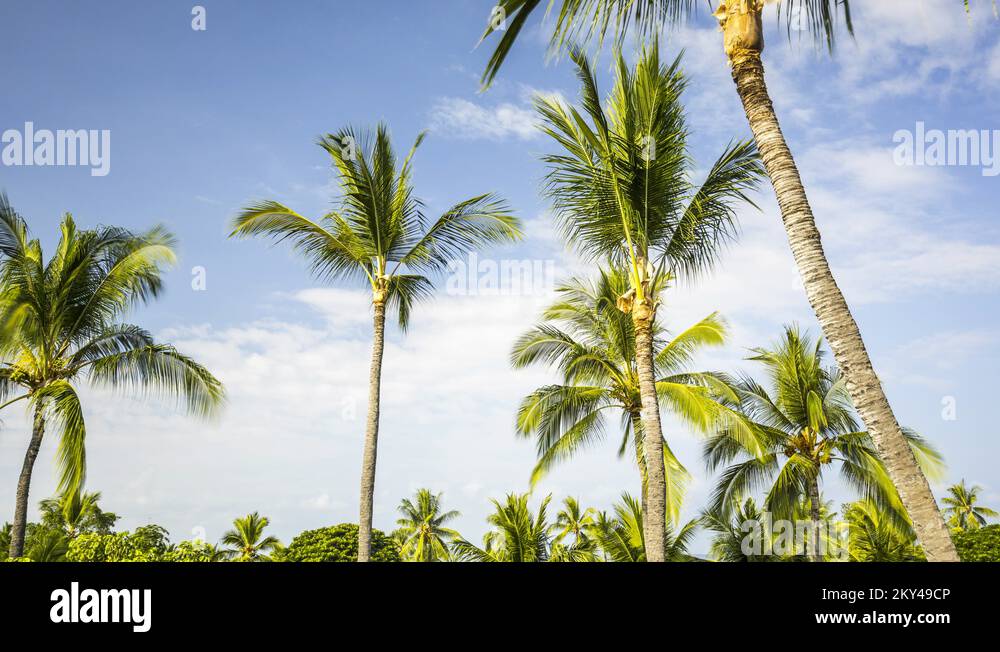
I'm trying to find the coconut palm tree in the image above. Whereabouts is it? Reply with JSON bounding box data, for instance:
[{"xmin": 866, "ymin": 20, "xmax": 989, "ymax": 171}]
[
  {"xmin": 39, "ymin": 490, "xmax": 118, "ymax": 537},
  {"xmin": 231, "ymin": 125, "xmax": 521, "ymax": 561},
  {"xmin": 702, "ymin": 497, "xmax": 775, "ymax": 562},
  {"xmin": 595, "ymin": 492, "xmax": 698, "ymax": 562},
  {"xmin": 394, "ymin": 489, "xmax": 461, "ymax": 561},
  {"xmin": 943, "ymin": 480, "xmax": 998, "ymax": 532},
  {"xmin": 513, "ymin": 268, "xmax": 753, "ymax": 525},
  {"xmin": 0, "ymin": 195, "xmax": 225, "ymax": 559},
  {"xmin": 476, "ymin": 0, "xmax": 960, "ymax": 562},
  {"xmin": 549, "ymin": 496, "xmax": 597, "ymax": 547},
  {"xmin": 704, "ymin": 326, "xmax": 943, "ymax": 561},
  {"xmin": 451, "ymin": 493, "xmax": 552, "ymax": 562},
  {"xmin": 532, "ymin": 45, "xmax": 763, "ymax": 560},
  {"xmin": 220, "ymin": 512, "xmax": 281, "ymax": 562}
]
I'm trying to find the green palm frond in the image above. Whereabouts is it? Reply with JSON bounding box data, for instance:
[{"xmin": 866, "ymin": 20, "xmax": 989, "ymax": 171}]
[
  {"xmin": 31, "ymin": 381, "xmax": 87, "ymax": 497},
  {"xmin": 478, "ymin": 0, "xmax": 854, "ymax": 89}
]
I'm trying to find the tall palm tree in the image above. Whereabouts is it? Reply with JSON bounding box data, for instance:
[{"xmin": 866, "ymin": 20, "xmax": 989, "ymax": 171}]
[
  {"xmin": 395, "ymin": 489, "xmax": 461, "ymax": 561},
  {"xmin": 451, "ymin": 493, "xmax": 552, "ymax": 562},
  {"xmin": 943, "ymin": 480, "xmax": 998, "ymax": 532},
  {"xmin": 220, "ymin": 512, "xmax": 281, "ymax": 562},
  {"xmin": 231, "ymin": 125, "xmax": 521, "ymax": 561},
  {"xmin": 476, "ymin": 0, "xmax": 961, "ymax": 561},
  {"xmin": 532, "ymin": 45, "xmax": 763, "ymax": 560},
  {"xmin": 513, "ymin": 268, "xmax": 752, "ymax": 524},
  {"xmin": 0, "ymin": 195, "xmax": 225, "ymax": 559},
  {"xmin": 39, "ymin": 490, "xmax": 118, "ymax": 537},
  {"xmin": 704, "ymin": 326, "xmax": 943, "ymax": 561},
  {"xmin": 595, "ymin": 492, "xmax": 698, "ymax": 562}
]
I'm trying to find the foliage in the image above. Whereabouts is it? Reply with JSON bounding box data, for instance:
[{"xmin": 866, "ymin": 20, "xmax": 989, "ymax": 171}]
[
  {"xmin": 395, "ymin": 489, "xmax": 460, "ymax": 561},
  {"xmin": 282, "ymin": 524, "xmax": 400, "ymax": 562},
  {"xmin": 842, "ymin": 500, "xmax": 924, "ymax": 563},
  {"xmin": 66, "ymin": 525, "xmax": 170, "ymax": 562},
  {"xmin": 163, "ymin": 540, "xmax": 223, "ymax": 562},
  {"xmin": 953, "ymin": 524, "xmax": 1000, "ymax": 562},
  {"xmin": 39, "ymin": 490, "xmax": 118, "ymax": 536}
]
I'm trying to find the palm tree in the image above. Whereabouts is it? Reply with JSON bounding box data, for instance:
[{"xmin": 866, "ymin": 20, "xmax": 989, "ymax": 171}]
[
  {"xmin": 595, "ymin": 492, "xmax": 697, "ymax": 562},
  {"xmin": 394, "ymin": 489, "xmax": 461, "ymax": 561},
  {"xmin": 0, "ymin": 195, "xmax": 225, "ymax": 559},
  {"xmin": 231, "ymin": 125, "xmax": 521, "ymax": 561},
  {"xmin": 451, "ymin": 493, "xmax": 552, "ymax": 562},
  {"xmin": 220, "ymin": 512, "xmax": 281, "ymax": 562},
  {"xmin": 704, "ymin": 326, "xmax": 943, "ymax": 561},
  {"xmin": 549, "ymin": 496, "xmax": 597, "ymax": 547},
  {"xmin": 943, "ymin": 480, "xmax": 999, "ymax": 532},
  {"xmin": 476, "ymin": 0, "xmax": 960, "ymax": 562},
  {"xmin": 39, "ymin": 490, "xmax": 118, "ymax": 537},
  {"xmin": 532, "ymin": 45, "xmax": 763, "ymax": 560},
  {"xmin": 843, "ymin": 499, "xmax": 924, "ymax": 562},
  {"xmin": 513, "ymin": 268, "xmax": 752, "ymax": 525}
]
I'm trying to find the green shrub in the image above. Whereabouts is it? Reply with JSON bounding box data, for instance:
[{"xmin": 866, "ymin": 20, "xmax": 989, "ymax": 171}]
[
  {"xmin": 954, "ymin": 524, "xmax": 1000, "ymax": 562},
  {"xmin": 67, "ymin": 525, "xmax": 170, "ymax": 562},
  {"xmin": 282, "ymin": 523, "xmax": 400, "ymax": 562},
  {"xmin": 162, "ymin": 541, "xmax": 217, "ymax": 562}
]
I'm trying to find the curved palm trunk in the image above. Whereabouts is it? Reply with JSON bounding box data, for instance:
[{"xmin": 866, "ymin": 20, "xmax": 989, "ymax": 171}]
[
  {"xmin": 632, "ymin": 305, "xmax": 667, "ymax": 562},
  {"xmin": 808, "ymin": 476, "xmax": 823, "ymax": 562},
  {"xmin": 716, "ymin": 3, "xmax": 958, "ymax": 561},
  {"xmin": 9, "ymin": 406, "xmax": 44, "ymax": 559},
  {"xmin": 357, "ymin": 299, "xmax": 386, "ymax": 562}
]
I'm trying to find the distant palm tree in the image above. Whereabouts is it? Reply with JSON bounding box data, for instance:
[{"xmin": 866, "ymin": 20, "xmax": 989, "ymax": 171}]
[
  {"xmin": 39, "ymin": 490, "xmax": 118, "ymax": 537},
  {"xmin": 25, "ymin": 528, "xmax": 69, "ymax": 562},
  {"xmin": 395, "ymin": 489, "xmax": 460, "ymax": 562},
  {"xmin": 595, "ymin": 492, "xmax": 697, "ymax": 562},
  {"xmin": 513, "ymin": 268, "xmax": 752, "ymax": 524},
  {"xmin": 0, "ymin": 195, "xmax": 225, "ymax": 559},
  {"xmin": 451, "ymin": 493, "xmax": 552, "ymax": 562},
  {"xmin": 475, "ymin": 0, "xmax": 960, "ymax": 563},
  {"xmin": 532, "ymin": 43, "xmax": 763, "ymax": 560},
  {"xmin": 704, "ymin": 326, "xmax": 943, "ymax": 561},
  {"xmin": 220, "ymin": 512, "xmax": 281, "ymax": 562},
  {"xmin": 550, "ymin": 496, "xmax": 597, "ymax": 547},
  {"xmin": 943, "ymin": 480, "xmax": 998, "ymax": 532},
  {"xmin": 231, "ymin": 125, "xmax": 521, "ymax": 561}
]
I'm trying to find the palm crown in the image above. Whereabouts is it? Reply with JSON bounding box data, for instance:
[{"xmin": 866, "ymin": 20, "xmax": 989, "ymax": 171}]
[
  {"xmin": 231, "ymin": 124, "xmax": 521, "ymax": 327},
  {"xmin": 395, "ymin": 489, "xmax": 461, "ymax": 562},
  {"xmin": 536, "ymin": 42, "xmax": 762, "ymax": 307},
  {"xmin": 0, "ymin": 195, "xmax": 225, "ymax": 496},
  {"xmin": 451, "ymin": 493, "xmax": 552, "ymax": 562},
  {"xmin": 220, "ymin": 512, "xmax": 281, "ymax": 562},
  {"xmin": 704, "ymin": 326, "xmax": 943, "ymax": 527}
]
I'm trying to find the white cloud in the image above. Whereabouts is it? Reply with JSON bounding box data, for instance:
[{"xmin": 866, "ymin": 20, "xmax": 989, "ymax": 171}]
[{"xmin": 429, "ymin": 97, "xmax": 539, "ymax": 141}]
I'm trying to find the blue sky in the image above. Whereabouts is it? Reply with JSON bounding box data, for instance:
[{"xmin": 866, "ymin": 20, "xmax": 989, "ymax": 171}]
[{"xmin": 1, "ymin": 0, "xmax": 998, "ymax": 553}]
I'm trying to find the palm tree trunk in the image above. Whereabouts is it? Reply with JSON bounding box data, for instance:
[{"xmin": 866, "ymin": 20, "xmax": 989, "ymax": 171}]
[
  {"xmin": 632, "ymin": 304, "xmax": 666, "ymax": 562},
  {"xmin": 9, "ymin": 405, "xmax": 44, "ymax": 559},
  {"xmin": 808, "ymin": 476, "xmax": 823, "ymax": 562},
  {"xmin": 357, "ymin": 299, "xmax": 386, "ymax": 562},
  {"xmin": 716, "ymin": 4, "xmax": 959, "ymax": 562}
]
